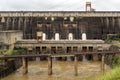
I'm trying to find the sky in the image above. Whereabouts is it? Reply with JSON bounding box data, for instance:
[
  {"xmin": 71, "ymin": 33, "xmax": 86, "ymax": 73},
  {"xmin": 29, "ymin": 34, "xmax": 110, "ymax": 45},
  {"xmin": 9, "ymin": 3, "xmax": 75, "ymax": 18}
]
[{"xmin": 0, "ymin": 0, "xmax": 119, "ymax": 11}]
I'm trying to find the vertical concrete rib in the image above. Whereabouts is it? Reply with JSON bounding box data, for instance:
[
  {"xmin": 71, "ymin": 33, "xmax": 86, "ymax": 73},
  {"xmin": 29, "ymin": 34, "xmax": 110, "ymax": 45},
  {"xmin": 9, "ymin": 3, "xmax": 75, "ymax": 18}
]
[
  {"xmin": 30, "ymin": 18, "xmax": 32, "ymax": 39},
  {"xmin": 24, "ymin": 17, "xmax": 27, "ymax": 39},
  {"xmin": 112, "ymin": 17, "xmax": 115, "ymax": 33},
  {"xmin": 100, "ymin": 17, "xmax": 104, "ymax": 35},
  {"xmin": 118, "ymin": 18, "xmax": 120, "ymax": 30},
  {"xmin": 12, "ymin": 18, "xmax": 15, "ymax": 30},
  {"xmin": 112, "ymin": 17, "xmax": 115, "ymax": 28},
  {"xmin": 100, "ymin": 17, "xmax": 104, "ymax": 24},
  {"xmin": 18, "ymin": 17, "xmax": 22, "ymax": 30},
  {"xmin": 6, "ymin": 17, "xmax": 9, "ymax": 30},
  {"xmin": 106, "ymin": 17, "xmax": 109, "ymax": 33}
]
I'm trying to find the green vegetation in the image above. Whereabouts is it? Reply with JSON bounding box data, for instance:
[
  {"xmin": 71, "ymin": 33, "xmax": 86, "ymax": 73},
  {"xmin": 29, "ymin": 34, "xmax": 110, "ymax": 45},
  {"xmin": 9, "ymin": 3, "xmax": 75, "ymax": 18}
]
[
  {"xmin": 103, "ymin": 34, "xmax": 120, "ymax": 42},
  {"xmin": 98, "ymin": 55, "xmax": 120, "ymax": 80},
  {"xmin": 0, "ymin": 60, "xmax": 5, "ymax": 65},
  {"xmin": 0, "ymin": 48, "xmax": 25, "ymax": 55},
  {"xmin": 98, "ymin": 67, "xmax": 120, "ymax": 80},
  {"xmin": 112, "ymin": 56, "xmax": 120, "ymax": 68}
]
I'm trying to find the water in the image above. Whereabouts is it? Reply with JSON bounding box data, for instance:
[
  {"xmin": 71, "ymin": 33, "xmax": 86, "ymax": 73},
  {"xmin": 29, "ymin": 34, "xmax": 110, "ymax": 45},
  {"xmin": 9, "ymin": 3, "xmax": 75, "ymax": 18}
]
[
  {"xmin": 67, "ymin": 57, "xmax": 71, "ymax": 61},
  {"xmin": 82, "ymin": 55, "xmax": 87, "ymax": 61},
  {"xmin": 1, "ymin": 61, "xmax": 110, "ymax": 80},
  {"xmin": 36, "ymin": 57, "xmax": 41, "ymax": 61}
]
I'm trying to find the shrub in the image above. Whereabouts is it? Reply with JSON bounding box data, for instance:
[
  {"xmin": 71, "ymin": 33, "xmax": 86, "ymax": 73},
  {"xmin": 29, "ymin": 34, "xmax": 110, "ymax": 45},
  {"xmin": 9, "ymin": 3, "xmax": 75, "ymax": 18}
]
[
  {"xmin": 0, "ymin": 48, "xmax": 25, "ymax": 55},
  {"xmin": 98, "ymin": 67, "xmax": 120, "ymax": 80}
]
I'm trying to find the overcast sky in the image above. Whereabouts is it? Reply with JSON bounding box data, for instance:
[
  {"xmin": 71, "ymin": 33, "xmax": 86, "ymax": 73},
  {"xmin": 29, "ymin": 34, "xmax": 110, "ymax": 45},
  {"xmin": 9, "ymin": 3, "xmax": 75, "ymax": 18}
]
[{"xmin": 0, "ymin": 0, "xmax": 119, "ymax": 11}]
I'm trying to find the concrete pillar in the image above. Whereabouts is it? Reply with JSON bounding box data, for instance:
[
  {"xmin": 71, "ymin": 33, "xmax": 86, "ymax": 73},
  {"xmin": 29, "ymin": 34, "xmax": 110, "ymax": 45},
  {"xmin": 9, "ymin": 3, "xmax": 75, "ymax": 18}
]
[
  {"xmin": 18, "ymin": 18, "xmax": 22, "ymax": 30},
  {"xmin": 112, "ymin": 17, "xmax": 115, "ymax": 33},
  {"xmin": 112, "ymin": 17, "xmax": 115, "ymax": 28},
  {"xmin": 106, "ymin": 17, "xmax": 109, "ymax": 33},
  {"xmin": 22, "ymin": 57, "xmax": 28, "ymax": 74},
  {"xmin": 101, "ymin": 54, "xmax": 105, "ymax": 74},
  {"xmin": 30, "ymin": 18, "xmax": 33, "ymax": 39},
  {"xmin": 118, "ymin": 18, "xmax": 120, "ymax": 29},
  {"xmin": 100, "ymin": 18, "xmax": 104, "ymax": 24},
  {"xmin": 74, "ymin": 56, "xmax": 78, "ymax": 76},
  {"xmin": 12, "ymin": 18, "xmax": 15, "ymax": 30},
  {"xmin": 6, "ymin": 17, "xmax": 10, "ymax": 30},
  {"xmin": 106, "ymin": 17, "xmax": 109, "ymax": 28},
  {"xmin": 27, "ymin": 18, "xmax": 31, "ymax": 39},
  {"xmin": 24, "ymin": 18, "xmax": 27, "ymax": 39},
  {"xmin": 48, "ymin": 56, "xmax": 52, "ymax": 75}
]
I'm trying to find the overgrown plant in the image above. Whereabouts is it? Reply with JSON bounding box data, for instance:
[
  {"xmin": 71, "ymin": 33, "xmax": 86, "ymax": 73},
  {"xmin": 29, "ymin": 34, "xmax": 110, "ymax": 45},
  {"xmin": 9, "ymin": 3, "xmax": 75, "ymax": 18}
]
[
  {"xmin": 98, "ymin": 55, "xmax": 120, "ymax": 80},
  {"xmin": 0, "ymin": 48, "xmax": 25, "ymax": 55}
]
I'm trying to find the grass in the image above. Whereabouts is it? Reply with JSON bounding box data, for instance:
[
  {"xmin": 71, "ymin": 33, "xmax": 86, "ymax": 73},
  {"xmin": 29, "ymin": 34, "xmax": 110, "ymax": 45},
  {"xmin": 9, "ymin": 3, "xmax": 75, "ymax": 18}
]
[
  {"xmin": 98, "ymin": 55, "xmax": 120, "ymax": 80},
  {"xmin": 98, "ymin": 66, "xmax": 120, "ymax": 80}
]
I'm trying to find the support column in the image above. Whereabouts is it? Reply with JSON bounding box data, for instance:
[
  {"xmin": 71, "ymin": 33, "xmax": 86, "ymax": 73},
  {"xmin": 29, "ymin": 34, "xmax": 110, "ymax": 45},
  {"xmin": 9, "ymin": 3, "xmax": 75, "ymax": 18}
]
[
  {"xmin": 118, "ymin": 18, "xmax": 120, "ymax": 31},
  {"xmin": 1, "ymin": 17, "xmax": 5, "ymax": 30},
  {"xmin": 112, "ymin": 17, "xmax": 115, "ymax": 33},
  {"xmin": 12, "ymin": 18, "xmax": 15, "ymax": 30},
  {"xmin": 6, "ymin": 17, "xmax": 10, "ymax": 30},
  {"xmin": 22, "ymin": 57, "xmax": 28, "ymax": 74},
  {"xmin": 30, "ymin": 18, "xmax": 33, "ymax": 39},
  {"xmin": 106, "ymin": 17, "xmax": 109, "ymax": 28},
  {"xmin": 112, "ymin": 17, "xmax": 115, "ymax": 28},
  {"xmin": 48, "ymin": 56, "xmax": 52, "ymax": 75},
  {"xmin": 101, "ymin": 54, "xmax": 105, "ymax": 74},
  {"xmin": 24, "ymin": 18, "xmax": 27, "ymax": 39},
  {"xmin": 74, "ymin": 56, "xmax": 78, "ymax": 76},
  {"xmin": 100, "ymin": 18, "xmax": 104, "ymax": 24},
  {"xmin": 118, "ymin": 18, "xmax": 120, "ymax": 27},
  {"xmin": 106, "ymin": 17, "xmax": 109, "ymax": 33},
  {"xmin": 18, "ymin": 18, "xmax": 22, "ymax": 30}
]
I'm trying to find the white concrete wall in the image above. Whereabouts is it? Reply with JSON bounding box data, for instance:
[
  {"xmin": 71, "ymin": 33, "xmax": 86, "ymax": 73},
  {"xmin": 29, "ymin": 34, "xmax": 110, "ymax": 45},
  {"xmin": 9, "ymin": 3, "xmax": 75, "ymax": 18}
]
[
  {"xmin": 82, "ymin": 33, "xmax": 87, "ymax": 40},
  {"xmin": 0, "ymin": 31, "xmax": 23, "ymax": 49},
  {"xmin": 68, "ymin": 33, "xmax": 73, "ymax": 40},
  {"xmin": 55, "ymin": 33, "xmax": 60, "ymax": 40},
  {"xmin": 42, "ymin": 33, "xmax": 46, "ymax": 40}
]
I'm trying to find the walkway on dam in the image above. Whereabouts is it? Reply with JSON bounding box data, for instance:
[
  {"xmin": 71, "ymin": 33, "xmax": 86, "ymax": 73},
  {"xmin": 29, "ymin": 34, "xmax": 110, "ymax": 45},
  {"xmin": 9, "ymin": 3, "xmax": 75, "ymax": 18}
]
[
  {"xmin": 0, "ymin": 51, "xmax": 120, "ymax": 76},
  {"xmin": 0, "ymin": 51, "xmax": 120, "ymax": 59}
]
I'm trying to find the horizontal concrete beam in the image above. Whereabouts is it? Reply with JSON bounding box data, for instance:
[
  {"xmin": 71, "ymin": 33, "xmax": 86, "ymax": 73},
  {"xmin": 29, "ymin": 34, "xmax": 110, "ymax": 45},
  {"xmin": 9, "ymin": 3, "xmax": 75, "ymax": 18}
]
[
  {"xmin": 0, "ymin": 51, "xmax": 120, "ymax": 59},
  {"xmin": 0, "ymin": 11, "xmax": 120, "ymax": 17},
  {"xmin": 51, "ymin": 54, "xmax": 74, "ymax": 57}
]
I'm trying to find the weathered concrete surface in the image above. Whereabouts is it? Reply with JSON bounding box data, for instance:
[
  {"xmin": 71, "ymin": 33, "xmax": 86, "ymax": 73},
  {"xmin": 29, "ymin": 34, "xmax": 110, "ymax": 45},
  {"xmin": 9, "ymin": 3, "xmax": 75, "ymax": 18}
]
[
  {"xmin": 15, "ymin": 39, "xmax": 111, "ymax": 52},
  {"xmin": 0, "ymin": 30, "xmax": 23, "ymax": 49},
  {"xmin": 0, "ymin": 11, "xmax": 120, "ymax": 17}
]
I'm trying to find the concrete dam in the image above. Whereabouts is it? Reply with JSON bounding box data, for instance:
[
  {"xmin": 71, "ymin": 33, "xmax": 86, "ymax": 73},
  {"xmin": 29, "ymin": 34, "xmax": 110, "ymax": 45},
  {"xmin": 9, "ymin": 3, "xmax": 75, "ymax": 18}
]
[
  {"xmin": 0, "ymin": 11, "xmax": 120, "ymax": 40},
  {"xmin": 0, "ymin": 2, "xmax": 120, "ymax": 80}
]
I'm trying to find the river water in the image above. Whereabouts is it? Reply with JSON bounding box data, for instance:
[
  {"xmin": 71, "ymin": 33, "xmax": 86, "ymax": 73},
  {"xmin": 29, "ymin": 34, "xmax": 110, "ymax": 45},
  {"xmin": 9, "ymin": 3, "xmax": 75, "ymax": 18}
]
[{"xmin": 1, "ymin": 61, "xmax": 110, "ymax": 80}]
